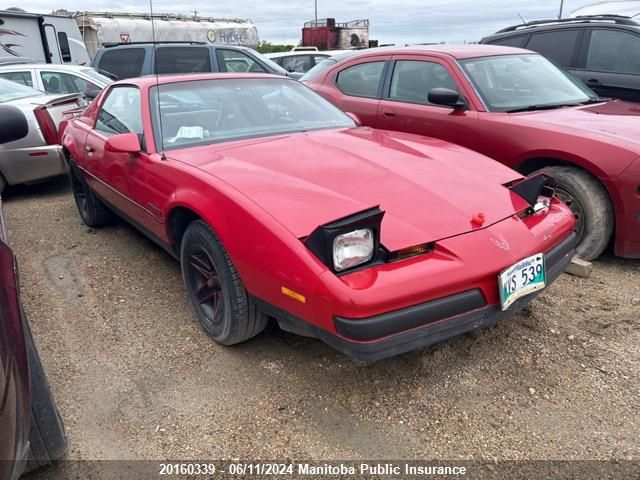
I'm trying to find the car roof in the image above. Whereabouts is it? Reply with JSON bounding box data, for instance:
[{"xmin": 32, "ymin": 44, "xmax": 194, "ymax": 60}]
[
  {"xmin": 326, "ymin": 44, "xmax": 530, "ymax": 61},
  {"xmin": 0, "ymin": 63, "xmax": 91, "ymax": 71},
  {"xmin": 483, "ymin": 15, "xmax": 640, "ymax": 41},
  {"xmin": 266, "ymin": 50, "xmax": 343, "ymax": 58},
  {"xmin": 116, "ymin": 72, "xmax": 292, "ymax": 88}
]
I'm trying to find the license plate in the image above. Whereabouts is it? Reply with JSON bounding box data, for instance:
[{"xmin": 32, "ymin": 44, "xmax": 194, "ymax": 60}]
[{"xmin": 498, "ymin": 253, "xmax": 546, "ymax": 311}]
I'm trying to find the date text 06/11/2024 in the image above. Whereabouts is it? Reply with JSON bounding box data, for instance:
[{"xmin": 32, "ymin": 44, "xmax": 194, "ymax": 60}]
[{"xmin": 158, "ymin": 463, "xmax": 468, "ymax": 476}]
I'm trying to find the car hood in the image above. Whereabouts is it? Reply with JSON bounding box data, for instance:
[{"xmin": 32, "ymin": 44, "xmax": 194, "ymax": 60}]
[
  {"xmin": 174, "ymin": 128, "xmax": 530, "ymax": 251},
  {"xmin": 512, "ymin": 100, "xmax": 640, "ymax": 147}
]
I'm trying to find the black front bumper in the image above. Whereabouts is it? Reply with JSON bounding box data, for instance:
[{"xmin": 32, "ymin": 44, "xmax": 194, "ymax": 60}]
[{"xmin": 269, "ymin": 231, "xmax": 577, "ymax": 362}]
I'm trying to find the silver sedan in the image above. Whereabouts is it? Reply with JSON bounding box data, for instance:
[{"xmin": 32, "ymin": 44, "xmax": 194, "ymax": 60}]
[{"xmin": 0, "ymin": 78, "xmax": 87, "ymax": 192}]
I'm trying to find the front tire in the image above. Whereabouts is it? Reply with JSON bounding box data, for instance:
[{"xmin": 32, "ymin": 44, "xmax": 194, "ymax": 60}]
[
  {"xmin": 532, "ymin": 165, "xmax": 614, "ymax": 261},
  {"xmin": 69, "ymin": 159, "xmax": 112, "ymax": 228},
  {"xmin": 180, "ymin": 220, "xmax": 267, "ymax": 345}
]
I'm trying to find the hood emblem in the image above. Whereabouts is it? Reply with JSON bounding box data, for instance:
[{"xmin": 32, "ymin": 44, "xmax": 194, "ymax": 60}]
[{"xmin": 491, "ymin": 234, "xmax": 510, "ymax": 251}]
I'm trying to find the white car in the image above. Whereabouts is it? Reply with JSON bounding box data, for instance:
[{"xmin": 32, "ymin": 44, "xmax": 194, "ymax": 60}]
[
  {"xmin": 265, "ymin": 50, "xmax": 346, "ymax": 78},
  {"xmin": 0, "ymin": 78, "xmax": 87, "ymax": 192},
  {"xmin": 0, "ymin": 63, "xmax": 112, "ymax": 99}
]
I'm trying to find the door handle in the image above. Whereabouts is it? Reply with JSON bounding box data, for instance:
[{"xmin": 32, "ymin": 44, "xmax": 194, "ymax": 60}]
[
  {"xmin": 383, "ymin": 111, "xmax": 396, "ymax": 118},
  {"xmin": 85, "ymin": 146, "xmax": 94, "ymax": 156},
  {"xmin": 587, "ymin": 79, "xmax": 600, "ymax": 85}
]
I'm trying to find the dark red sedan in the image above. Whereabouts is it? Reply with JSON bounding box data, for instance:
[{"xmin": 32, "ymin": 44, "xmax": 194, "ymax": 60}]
[
  {"xmin": 303, "ymin": 45, "xmax": 640, "ymax": 261},
  {"xmin": 0, "ymin": 106, "xmax": 66, "ymax": 480},
  {"xmin": 61, "ymin": 74, "xmax": 576, "ymax": 360}
]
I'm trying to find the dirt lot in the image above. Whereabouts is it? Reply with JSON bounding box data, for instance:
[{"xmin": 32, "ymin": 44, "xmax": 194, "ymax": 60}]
[{"xmin": 3, "ymin": 178, "xmax": 640, "ymax": 474}]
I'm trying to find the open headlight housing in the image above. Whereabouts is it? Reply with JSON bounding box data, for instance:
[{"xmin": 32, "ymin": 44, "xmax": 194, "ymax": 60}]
[
  {"xmin": 304, "ymin": 207, "xmax": 385, "ymax": 274},
  {"xmin": 510, "ymin": 173, "xmax": 556, "ymax": 215}
]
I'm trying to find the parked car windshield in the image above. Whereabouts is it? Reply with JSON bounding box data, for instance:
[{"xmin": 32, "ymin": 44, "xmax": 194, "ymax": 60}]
[
  {"xmin": 150, "ymin": 78, "xmax": 356, "ymax": 150},
  {"xmin": 459, "ymin": 54, "xmax": 597, "ymax": 112},
  {"xmin": 81, "ymin": 68, "xmax": 114, "ymax": 86},
  {"xmin": 0, "ymin": 77, "xmax": 44, "ymax": 103},
  {"xmin": 249, "ymin": 51, "xmax": 288, "ymax": 75}
]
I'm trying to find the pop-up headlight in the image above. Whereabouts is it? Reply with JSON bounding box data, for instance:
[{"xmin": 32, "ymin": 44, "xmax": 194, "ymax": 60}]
[{"xmin": 304, "ymin": 207, "xmax": 385, "ymax": 274}]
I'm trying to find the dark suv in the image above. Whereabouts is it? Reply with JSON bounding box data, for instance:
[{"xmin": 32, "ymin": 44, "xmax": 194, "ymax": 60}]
[
  {"xmin": 91, "ymin": 42, "xmax": 288, "ymax": 80},
  {"xmin": 481, "ymin": 15, "xmax": 640, "ymax": 102}
]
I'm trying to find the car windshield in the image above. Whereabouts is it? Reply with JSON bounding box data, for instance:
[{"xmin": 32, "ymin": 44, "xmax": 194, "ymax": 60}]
[
  {"xmin": 459, "ymin": 54, "xmax": 597, "ymax": 112},
  {"xmin": 249, "ymin": 50, "xmax": 288, "ymax": 75},
  {"xmin": 81, "ymin": 68, "xmax": 114, "ymax": 86},
  {"xmin": 0, "ymin": 77, "xmax": 44, "ymax": 103},
  {"xmin": 150, "ymin": 78, "xmax": 356, "ymax": 150}
]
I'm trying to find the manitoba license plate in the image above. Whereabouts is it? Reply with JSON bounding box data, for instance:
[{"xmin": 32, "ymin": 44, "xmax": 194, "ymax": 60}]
[{"xmin": 499, "ymin": 253, "xmax": 546, "ymax": 311}]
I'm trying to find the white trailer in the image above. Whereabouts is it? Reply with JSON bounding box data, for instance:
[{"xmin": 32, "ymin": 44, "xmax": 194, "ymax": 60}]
[
  {"xmin": 0, "ymin": 9, "xmax": 90, "ymax": 65},
  {"xmin": 73, "ymin": 12, "xmax": 260, "ymax": 59}
]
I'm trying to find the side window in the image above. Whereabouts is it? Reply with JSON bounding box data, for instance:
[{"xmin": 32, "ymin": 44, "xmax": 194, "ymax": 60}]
[
  {"xmin": 0, "ymin": 71, "xmax": 33, "ymax": 87},
  {"xmin": 155, "ymin": 47, "xmax": 212, "ymax": 74},
  {"xmin": 486, "ymin": 35, "xmax": 528, "ymax": 48},
  {"xmin": 58, "ymin": 32, "xmax": 72, "ymax": 63},
  {"xmin": 40, "ymin": 71, "xmax": 99, "ymax": 95},
  {"xmin": 281, "ymin": 55, "xmax": 313, "ymax": 73},
  {"xmin": 95, "ymin": 87, "xmax": 143, "ymax": 138},
  {"xmin": 389, "ymin": 61, "xmax": 458, "ymax": 105},
  {"xmin": 335, "ymin": 61, "xmax": 385, "ymax": 98},
  {"xmin": 97, "ymin": 48, "xmax": 145, "ymax": 80},
  {"xmin": 525, "ymin": 30, "xmax": 579, "ymax": 66},
  {"xmin": 586, "ymin": 29, "xmax": 640, "ymax": 74},
  {"xmin": 216, "ymin": 49, "xmax": 267, "ymax": 73}
]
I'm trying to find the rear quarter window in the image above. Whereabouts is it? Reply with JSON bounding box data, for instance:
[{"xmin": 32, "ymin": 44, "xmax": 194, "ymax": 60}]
[
  {"xmin": 97, "ymin": 48, "xmax": 146, "ymax": 80},
  {"xmin": 486, "ymin": 35, "xmax": 528, "ymax": 48}
]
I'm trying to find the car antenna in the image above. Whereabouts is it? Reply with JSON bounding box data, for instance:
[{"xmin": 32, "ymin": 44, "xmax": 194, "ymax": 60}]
[
  {"xmin": 149, "ymin": 0, "xmax": 167, "ymax": 160},
  {"xmin": 517, "ymin": 12, "xmax": 527, "ymax": 24}
]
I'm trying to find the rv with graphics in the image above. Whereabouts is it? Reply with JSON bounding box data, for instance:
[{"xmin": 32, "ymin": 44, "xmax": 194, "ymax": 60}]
[{"xmin": 0, "ymin": 9, "xmax": 90, "ymax": 65}]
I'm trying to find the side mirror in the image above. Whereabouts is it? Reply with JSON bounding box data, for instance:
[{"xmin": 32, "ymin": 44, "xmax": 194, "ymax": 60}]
[
  {"xmin": 105, "ymin": 133, "xmax": 141, "ymax": 154},
  {"xmin": 0, "ymin": 105, "xmax": 29, "ymax": 144},
  {"xmin": 427, "ymin": 88, "xmax": 466, "ymax": 109},
  {"xmin": 345, "ymin": 112, "xmax": 362, "ymax": 126}
]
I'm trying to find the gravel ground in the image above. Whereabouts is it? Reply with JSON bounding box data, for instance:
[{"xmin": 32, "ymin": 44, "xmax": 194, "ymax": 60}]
[{"xmin": 3, "ymin": 178, "xmax": 639, "ymax": 475}]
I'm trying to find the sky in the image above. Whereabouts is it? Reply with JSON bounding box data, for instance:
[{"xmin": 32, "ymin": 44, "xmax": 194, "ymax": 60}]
[{"xmin": 25, "ymin": 0, "xmax": 600, "ymax": 45}]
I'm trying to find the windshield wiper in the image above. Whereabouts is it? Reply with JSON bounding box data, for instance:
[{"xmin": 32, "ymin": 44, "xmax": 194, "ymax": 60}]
[
  {"xmin": 580, "ymin": 97, "xmax": 610, "ymax": 104},
  {"xmin": 505, "ymin": 103, "xmax": 582, "ymax": 113}
]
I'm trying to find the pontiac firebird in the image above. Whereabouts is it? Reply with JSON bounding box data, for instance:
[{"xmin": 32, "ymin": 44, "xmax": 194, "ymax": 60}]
[{"xmin": 60, "ymin": 74, "xmax": 576, "ymax": 360}]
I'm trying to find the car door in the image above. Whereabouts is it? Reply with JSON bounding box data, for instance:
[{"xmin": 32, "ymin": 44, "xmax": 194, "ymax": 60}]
[
  {"xmin": 574, "ymin": 28, "xmax": 640, "ymax": 102},
  {"xmin": 84, "ymin": 86, "xmax": 145, "ymax": 219},
  {"xmin": 376, "ymin": 56, "xmax": 479, "ymax": 147},
  {"xmin": 319, "ymin": 58, "xmax": 389, "ymax": 127}
]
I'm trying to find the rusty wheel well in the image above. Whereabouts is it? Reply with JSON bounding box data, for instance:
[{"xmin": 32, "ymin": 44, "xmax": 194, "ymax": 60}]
[{"xmin": 168, "ymin": 207, "xmax": 202, "ymax": 256}]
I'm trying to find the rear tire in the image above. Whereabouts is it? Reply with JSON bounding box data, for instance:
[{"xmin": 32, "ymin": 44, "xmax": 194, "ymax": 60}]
[
  {"xmin": 22, "ymin": 310, "xmax": 67, "ymax": 473},
  {"xmin": 69, "ymin": 158, "xmax": 113, "ymax": 228},
  {"xmin": 181, "ymin": 220, "xmax": 267, "ymax": 345},
  {"xmin": 0, "ymin": 174, "xmax": 6, "ymax": 193},
  {"xmin": 532, "ymin": 165, "xmax": 614, "ymax": 261}
]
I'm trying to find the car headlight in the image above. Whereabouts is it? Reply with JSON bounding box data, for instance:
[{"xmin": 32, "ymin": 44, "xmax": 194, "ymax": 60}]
[
  {"xmin": 333, "ymin": 228, "xmax": 374, "ymax": 272},
  {"xmin": 304, "ymin": 207, "xmax": 385, "ymax": 274}
]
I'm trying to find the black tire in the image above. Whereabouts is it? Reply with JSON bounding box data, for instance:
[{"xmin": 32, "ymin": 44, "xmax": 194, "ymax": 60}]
[
  {"xmin": 0, "ymin": 173, "xmax": 6, "ymax": 193},
  {"xmin": 69, "ymin": 159, "xmax": 113, "ymax": 228},
  {"xmin": 532, "ymin": 165, "xmax": 614, "ymax": 261},
  {"xmin": 21, "ymin": 310, "xmax": 67, "ymax": 473},
  {"xmin": 180, "ymin": 220, "xmax": 267, "ymax": 345}
]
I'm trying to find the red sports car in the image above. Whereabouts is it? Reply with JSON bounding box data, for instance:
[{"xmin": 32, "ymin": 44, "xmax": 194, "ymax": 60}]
[
  {"xmin": 60, "ymin": 74, "xmax": 576, "ymax": 360},
  {"xmin": 302, "ymin": 45, "xmax": 640, "ymax": 261}
]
